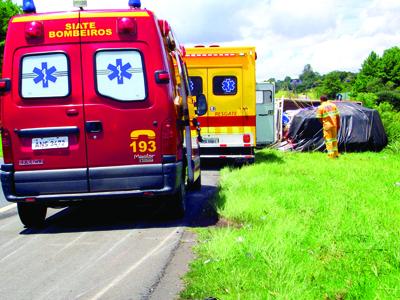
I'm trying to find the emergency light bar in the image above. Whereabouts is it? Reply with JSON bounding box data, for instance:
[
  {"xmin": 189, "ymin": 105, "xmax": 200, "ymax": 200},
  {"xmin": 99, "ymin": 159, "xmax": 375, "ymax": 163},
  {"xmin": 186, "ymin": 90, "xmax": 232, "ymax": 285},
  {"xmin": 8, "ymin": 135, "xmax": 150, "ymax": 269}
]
[
  {"xmin": 22, "ymin": 0, "xmax": 36, "ymax": 13},
  {"xmin": 129, "ymin": 0, "xmax": 141, "ymax": 8}
]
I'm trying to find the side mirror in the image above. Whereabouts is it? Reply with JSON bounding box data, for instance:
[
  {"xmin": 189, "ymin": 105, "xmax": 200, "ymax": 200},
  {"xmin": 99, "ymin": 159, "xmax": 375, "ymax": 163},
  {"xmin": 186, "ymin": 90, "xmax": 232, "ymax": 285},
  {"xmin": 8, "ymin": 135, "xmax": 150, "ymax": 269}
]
[{"xmin": 195, "ymin": 94, "xmax": 207, "ymax": 116}]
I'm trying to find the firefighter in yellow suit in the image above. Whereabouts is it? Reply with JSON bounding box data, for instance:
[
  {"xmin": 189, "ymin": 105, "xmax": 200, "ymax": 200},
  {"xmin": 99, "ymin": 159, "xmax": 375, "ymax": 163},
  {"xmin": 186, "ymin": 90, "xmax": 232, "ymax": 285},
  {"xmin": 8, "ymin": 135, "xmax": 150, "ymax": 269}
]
[{"xmin": 316, "ymin": 95, "xmax": 341, "ymax": 158}]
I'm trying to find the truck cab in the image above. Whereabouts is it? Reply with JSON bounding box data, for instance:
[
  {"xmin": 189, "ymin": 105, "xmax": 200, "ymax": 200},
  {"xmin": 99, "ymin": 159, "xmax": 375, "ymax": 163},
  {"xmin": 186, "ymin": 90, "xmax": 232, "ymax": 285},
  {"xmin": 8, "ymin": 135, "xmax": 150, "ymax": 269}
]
[{"xmin": 0, "ymin": 0, "xmax": 206, "ymax": 227}]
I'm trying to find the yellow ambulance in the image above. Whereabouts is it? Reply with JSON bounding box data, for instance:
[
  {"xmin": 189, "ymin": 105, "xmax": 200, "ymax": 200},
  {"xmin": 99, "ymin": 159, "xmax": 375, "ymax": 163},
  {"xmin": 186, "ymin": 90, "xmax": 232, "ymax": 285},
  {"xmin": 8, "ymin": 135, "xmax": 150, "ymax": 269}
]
[{"xmin": 185, "ymin": 46, "xmax": 256, "ymax": 163}]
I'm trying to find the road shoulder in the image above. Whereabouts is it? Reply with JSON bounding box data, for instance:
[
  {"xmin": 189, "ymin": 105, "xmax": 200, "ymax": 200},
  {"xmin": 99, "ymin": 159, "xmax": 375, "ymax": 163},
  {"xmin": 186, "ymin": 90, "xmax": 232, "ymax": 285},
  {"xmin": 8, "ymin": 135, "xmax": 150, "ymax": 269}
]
[{"xmin": 149, "ymin": 230, "xmax": 197, "ymax": 300}]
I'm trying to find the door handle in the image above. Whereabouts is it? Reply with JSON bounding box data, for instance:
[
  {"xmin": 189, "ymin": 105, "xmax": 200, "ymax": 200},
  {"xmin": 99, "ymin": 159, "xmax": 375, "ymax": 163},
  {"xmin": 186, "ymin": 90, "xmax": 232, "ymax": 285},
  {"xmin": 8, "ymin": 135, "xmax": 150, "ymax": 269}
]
[
  {"xmin": 259, "ymin": 114, "xmax": 269, "ymax": 116},
  {"xmin": 66, "ymin": 108, "xmax": 79, "ymax": 116},
  {"xmin": 85, "ymin": 121, "xmax": 103, "ymax": 133}
]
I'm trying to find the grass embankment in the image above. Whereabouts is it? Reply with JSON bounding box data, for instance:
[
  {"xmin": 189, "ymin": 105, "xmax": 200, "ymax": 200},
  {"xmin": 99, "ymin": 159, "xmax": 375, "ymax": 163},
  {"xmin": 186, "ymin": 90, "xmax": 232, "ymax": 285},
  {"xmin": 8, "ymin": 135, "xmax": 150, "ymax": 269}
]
[{"xmin": 182, "ymin": 150, "xmax": 400, "ymax": 299}]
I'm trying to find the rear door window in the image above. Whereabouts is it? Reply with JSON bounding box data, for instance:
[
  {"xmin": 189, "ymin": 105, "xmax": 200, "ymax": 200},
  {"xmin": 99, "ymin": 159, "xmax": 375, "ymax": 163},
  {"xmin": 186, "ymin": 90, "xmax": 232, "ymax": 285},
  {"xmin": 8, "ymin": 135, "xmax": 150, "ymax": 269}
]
[
  {"xmin": 213, "ymin": 76, "xmax": 237, "ymax": 96},
  {"xmin": 95, "ymin": 50, "xmax": 146, "ymax": 101},
  {"xmin": 21, "ymin": 52, "xmax": 70, "ymax": 99},
  {"xmin": 189, "ymin": 76, "xmax": 203, "ymax": 97},
  {"xmin": 256, "ymin": 90, "xmax": 273, "ymax": 104}
]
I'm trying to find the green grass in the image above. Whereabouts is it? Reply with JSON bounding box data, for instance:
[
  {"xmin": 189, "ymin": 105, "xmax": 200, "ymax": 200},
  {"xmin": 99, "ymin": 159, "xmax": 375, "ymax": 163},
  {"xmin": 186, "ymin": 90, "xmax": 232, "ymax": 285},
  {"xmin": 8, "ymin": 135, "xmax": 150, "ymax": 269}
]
[{"xmin": 182, "ymin": 150, "xmax": 400, "ymax": 299}]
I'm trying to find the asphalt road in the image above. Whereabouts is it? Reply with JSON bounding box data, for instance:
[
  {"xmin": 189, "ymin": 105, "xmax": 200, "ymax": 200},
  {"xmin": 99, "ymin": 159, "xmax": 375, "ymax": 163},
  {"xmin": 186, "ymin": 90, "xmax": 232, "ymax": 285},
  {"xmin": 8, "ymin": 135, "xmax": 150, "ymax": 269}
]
[
  {"xmin": 0, "ymin": 169, "xmax": 220, "ymax": 300},
  {"xmin": 0, "ymin": 159, "xmax": 9, "ymax": 209}
]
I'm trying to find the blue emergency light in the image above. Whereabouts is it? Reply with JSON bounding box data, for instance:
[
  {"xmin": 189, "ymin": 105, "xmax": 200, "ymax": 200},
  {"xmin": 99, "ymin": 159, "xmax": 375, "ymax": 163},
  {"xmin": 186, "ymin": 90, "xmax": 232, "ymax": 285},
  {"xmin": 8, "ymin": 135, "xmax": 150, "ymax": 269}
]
[
  {"xmin": 22, "ymin": 0, "xmax": 36, "ymax": 13},
  {"xmin": 129, "ymin": 0, "xmax": 141, "ymax": 8}
]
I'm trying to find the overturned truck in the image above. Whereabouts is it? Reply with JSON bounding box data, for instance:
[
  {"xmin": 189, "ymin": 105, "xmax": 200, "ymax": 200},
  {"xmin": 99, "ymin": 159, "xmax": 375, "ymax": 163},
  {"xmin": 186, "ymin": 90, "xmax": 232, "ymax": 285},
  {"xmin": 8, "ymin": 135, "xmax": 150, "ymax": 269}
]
[{"xmin": 287, "ymin": 102, "xmax": 388, "ymax": 152}]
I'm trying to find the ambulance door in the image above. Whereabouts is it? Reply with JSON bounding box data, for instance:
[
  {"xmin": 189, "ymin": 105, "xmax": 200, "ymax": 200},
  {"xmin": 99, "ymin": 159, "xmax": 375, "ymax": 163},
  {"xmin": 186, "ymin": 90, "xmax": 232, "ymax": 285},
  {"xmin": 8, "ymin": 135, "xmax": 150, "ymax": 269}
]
[
  {"xmin": 188, "ymin": 68, "xmax": 208, "ymax": 133},
  {"xmin": 207, "ymin": 68, "xmax": 243, "ymax": 137},
  {"xmin": 9, "ymin": 16, "xmax": 89, "ymax": 194},
  {"xmin": 256, "ymin": 83, "xmax": 275, "ymax": 145},
  {"xmin": 80, "ymin": 39, "xmax": 164, "ymax": 192}
]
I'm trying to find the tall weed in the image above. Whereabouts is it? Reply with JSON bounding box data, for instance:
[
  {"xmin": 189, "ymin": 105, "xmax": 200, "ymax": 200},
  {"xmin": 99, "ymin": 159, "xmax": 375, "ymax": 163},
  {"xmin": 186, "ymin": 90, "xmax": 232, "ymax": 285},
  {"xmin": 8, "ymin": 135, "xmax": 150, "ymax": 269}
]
[{"xmin": 377, "ymin": 102, "xmax": 400, "ymax": 153}]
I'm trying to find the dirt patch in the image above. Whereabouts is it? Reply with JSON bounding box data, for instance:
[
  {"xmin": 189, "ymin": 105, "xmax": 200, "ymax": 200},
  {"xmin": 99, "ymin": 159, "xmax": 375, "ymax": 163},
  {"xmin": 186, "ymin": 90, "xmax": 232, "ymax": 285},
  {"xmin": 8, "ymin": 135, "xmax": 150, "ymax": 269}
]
[{"xmin": 215, "ymin": 217, "xmax": 243, "ymax": 229}]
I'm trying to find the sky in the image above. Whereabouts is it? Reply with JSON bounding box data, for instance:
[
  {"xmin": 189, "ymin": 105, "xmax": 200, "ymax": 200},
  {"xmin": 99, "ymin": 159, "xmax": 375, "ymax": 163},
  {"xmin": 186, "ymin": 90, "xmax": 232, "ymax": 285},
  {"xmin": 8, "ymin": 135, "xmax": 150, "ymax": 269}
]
[{"xmin": 12, "ymin": 0, "xmax": 400, "ymax": 81}]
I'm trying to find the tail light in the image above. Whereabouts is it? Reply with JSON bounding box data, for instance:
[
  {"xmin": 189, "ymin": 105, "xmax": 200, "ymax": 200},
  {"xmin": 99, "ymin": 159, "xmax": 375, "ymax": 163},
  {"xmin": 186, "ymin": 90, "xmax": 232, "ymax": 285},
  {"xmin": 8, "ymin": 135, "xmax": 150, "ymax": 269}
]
[
  {"xmin": 155, "ymin": 70, "xmax": 170, "ymax": 84},
  {"xmin": 162, "ymin": 119, "xmax": 176, "ymax": 155},
  {"xmin": 1, "ymin": 129, "xmax": 13, "ymax": 163},
  {"xmin": 117, "ymin": 17, "xmax": 136, "ymax": 35},
  {"xmin": 0, "ymin": 79, "xmax": 11, "ymax": 93},
  {"xmin": 243, "ymin": 134, "xmax": 251, "ymax": 143},
  {"xmin": 25, "ymin": 21, "xmax": 44, "ymax": 40}
]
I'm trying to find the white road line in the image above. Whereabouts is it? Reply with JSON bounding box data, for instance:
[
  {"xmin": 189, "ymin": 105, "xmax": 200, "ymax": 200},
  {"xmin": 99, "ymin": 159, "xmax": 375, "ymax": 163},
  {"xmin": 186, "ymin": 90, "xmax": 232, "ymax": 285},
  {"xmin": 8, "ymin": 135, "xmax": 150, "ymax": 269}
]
[
  {"xmin": 90, "ymin": 228, "xmax": 180, "ymax": 300},
  {"xmin": 0, "ymin": 236, "xmax": 39, "ymax": 264},
  {"xmin": 0, "ymin": 235, "xmax": 22, "ymax": 251},
  {"xmin": 90, "ymin": 231, "xmax": 136, "ymax": 265},
  {"xmin": 38, "ymin": 231, "xmax": 139, "ymax": 300},
  {"xmin": 54, "ymin": 232, "xmax": 88, "ymax": 256},
  {"xmin": 0, "ymin": 203, "xmax": 17, "ymax": 214},
  {"xmin": 0, "ymin": 218, "xmax": 19, "ymax": 231}
]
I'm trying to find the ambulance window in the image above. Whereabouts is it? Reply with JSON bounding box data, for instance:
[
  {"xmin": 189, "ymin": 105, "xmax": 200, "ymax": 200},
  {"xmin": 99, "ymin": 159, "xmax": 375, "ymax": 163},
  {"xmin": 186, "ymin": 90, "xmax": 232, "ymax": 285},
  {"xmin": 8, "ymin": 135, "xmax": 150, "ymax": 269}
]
[
  {"xmin": 213, "ymin": 76, "xmax": 237, "ymax": 96},
  {"xmin": 256, "ymin": 90, "xmax": 273, "ymax": 104},
  {"xmin": 21, "ymin": 53, "xmax": 70, "ymax": 99},
  {"xmin": 95, "ymin": 50, "xmax": 146, "ymax": 101},
  {"xmin": 265, "ymin": 90, "xmax": 273, "ymax": 103},
  {"xmin": 256, "ymin": 91, "xmax": 264, "ymax": 104},
  {"xmin": 189, "ymin": 76, "xmax": 203, "ymax": 97}
]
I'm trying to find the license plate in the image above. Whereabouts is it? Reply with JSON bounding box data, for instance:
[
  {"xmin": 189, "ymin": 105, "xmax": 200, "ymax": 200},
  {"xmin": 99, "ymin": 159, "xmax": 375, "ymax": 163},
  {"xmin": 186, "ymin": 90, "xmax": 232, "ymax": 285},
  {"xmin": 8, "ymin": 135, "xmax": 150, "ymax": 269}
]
[
  {"xmin": 32, "ymin": 136, "xmax": 69, "ymax": 150},
  {"xmin": 202, "ymin": 137, "xmax": 219, "ymax": 144}
]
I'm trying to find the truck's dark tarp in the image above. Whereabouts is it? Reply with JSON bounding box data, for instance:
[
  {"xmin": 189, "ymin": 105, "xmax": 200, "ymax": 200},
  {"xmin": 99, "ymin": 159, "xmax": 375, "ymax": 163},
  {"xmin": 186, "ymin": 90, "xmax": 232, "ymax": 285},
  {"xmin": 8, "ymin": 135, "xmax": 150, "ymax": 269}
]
[{"xmin": 287, "ymin": 102, "xmax": 388, "ymax": 152}]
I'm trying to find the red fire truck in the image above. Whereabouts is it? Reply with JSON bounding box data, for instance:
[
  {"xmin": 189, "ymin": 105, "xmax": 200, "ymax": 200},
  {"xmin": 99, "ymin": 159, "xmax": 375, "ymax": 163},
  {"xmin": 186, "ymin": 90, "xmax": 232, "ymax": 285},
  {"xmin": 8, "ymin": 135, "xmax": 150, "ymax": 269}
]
[{"xmin": 0, "ymin": 0, "xmax": 207, "ymax": 227}]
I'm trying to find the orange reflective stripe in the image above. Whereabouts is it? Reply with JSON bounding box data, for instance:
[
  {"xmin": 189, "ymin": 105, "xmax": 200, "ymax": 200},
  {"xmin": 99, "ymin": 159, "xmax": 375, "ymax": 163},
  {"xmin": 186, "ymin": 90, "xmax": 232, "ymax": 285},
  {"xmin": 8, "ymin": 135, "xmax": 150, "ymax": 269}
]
[
  {"xmin": 82, "ymin": 12, "xmax": 149, "ymax": 18},
  {"xmin": 12, "ymin": 11, "xmax": 149, "ymax": 23},
  {"xmin": 12, "ymin": 13, "xmax": 78, "ymax": 23}
]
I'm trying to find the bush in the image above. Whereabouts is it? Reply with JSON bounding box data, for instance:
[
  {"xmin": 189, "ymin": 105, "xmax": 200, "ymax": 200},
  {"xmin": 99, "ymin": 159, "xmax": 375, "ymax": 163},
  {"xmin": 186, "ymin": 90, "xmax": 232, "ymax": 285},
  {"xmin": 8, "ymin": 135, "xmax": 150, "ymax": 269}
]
[
  {"xmin": 376, "ymin": 102, "xmax": 400, "ymax": 153},
  {"xmin": 376, "ymin": 90, "xmax": 400, "ymax": 110},
  {"xmin": 355, "ymin": 92, "xmax": 378, "ymax": 108}
]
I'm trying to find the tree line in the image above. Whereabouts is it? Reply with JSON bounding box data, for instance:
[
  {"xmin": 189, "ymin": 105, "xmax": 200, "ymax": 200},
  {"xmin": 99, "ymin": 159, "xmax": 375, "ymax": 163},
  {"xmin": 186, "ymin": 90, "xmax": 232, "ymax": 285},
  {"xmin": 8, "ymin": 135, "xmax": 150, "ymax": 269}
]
[
  {"xmin": 269, "ymin": 46, "xmax": 400, "ymax": 110},
  {"xmin": 0, "ymin": 0, "xmax": 21, "ymax": 66}
]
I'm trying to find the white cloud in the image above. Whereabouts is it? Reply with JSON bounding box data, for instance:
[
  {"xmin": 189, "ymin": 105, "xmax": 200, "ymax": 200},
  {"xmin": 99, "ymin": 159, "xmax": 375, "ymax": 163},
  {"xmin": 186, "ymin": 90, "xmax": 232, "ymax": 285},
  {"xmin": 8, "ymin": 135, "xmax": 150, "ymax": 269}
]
[
  {"xmin": 358, "ymin": 0, "xmax": 400, "ymax": 37},
  {"xmin": 266, "ymin": 0, "xmax": 337, "ymax": 38},
  {"xmin": 11, "ymin": 0, "xmax": 400, "ymax": 81}
]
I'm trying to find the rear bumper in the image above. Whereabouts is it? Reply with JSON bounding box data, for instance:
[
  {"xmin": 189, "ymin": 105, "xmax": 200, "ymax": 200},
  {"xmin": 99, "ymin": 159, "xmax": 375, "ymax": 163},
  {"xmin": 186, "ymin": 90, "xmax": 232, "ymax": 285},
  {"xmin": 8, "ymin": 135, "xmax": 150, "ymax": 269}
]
[
  {"xmin": 1, "ymin": 162, "xmax": 182, "ymax": 205},
  {"xmin": 200, "ymin": 146, "xmax": 254, "ymax": 160}
]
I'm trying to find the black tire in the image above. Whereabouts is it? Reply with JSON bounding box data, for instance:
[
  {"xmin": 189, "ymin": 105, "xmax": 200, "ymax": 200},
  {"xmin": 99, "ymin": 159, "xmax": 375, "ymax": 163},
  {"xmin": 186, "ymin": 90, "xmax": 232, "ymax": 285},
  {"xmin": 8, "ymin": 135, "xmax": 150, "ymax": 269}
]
[
  {"xmin": 170, "ymin": 182, "xmax": 186, "ymax": 219},
  {"xmin": 17, "ymin": 203, "xmax": 47, "ymax": 228},
  {"xmin": 247, "ymin": 157, "xmax": 255, "ymax": 164}
]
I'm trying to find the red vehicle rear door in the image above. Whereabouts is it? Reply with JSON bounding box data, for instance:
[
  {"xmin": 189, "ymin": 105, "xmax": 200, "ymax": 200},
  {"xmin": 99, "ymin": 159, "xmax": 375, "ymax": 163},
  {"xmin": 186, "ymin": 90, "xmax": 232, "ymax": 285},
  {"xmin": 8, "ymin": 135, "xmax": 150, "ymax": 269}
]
[
  {"xmin": 7, "ymin": 13, "xmax": 89, "ymax": 194},
  {"xmin": 79, "ymin": 11, "xmax": 166, "ymax": 192}
]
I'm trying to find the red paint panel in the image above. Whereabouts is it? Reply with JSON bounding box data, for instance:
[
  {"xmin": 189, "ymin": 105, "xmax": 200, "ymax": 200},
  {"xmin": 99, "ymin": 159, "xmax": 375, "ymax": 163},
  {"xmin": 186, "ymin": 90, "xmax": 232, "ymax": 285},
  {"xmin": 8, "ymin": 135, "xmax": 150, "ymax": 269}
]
[{"xmin": 197, "ymin": 116, "xmax": 256, "ymax": 127}]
